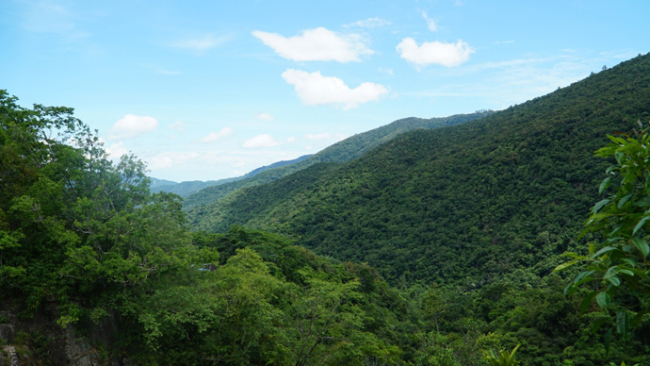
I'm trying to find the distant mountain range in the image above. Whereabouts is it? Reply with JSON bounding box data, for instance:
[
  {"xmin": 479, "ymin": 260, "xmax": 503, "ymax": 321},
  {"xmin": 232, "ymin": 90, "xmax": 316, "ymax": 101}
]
[
  {"xmin": 149, "ymin": 155, "xmax": 312, "ymax": 197},
  {"xmin": 187, "ymin": 53, "xmax": 650, "ymax": 284},
  {"xmin": 181, "ymin": 111, "xmax": 493, "ymax": 210}
]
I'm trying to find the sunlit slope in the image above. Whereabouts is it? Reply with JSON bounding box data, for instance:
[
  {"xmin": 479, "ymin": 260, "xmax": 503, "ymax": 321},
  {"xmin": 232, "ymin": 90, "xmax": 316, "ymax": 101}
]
[
  {"xmin": 182, "ymin": 111, "xmax": 491, "ymax": 210},
  {"xmin": 188, "ymin": 53, "xmax": 650, "ymax": 284}
]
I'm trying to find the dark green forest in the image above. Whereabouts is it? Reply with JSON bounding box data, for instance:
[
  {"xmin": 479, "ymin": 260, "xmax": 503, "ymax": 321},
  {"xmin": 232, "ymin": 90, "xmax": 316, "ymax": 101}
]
[
  {"xmin": 181, "ymin": 111, "xmax": 492, "ymax": 210},
  {"xmin": 1, "ymin": 54, "xmax": 650, "ymax": 366}
]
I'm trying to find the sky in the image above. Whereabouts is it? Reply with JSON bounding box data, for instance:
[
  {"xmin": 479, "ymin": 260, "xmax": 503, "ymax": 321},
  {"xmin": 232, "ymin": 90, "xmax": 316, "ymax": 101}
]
[{"xmin": 1, "ymin": 0, "xmax": 649, "ymax": 182}]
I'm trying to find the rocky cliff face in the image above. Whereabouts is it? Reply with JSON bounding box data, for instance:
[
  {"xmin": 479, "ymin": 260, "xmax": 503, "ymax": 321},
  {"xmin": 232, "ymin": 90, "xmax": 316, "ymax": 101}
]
[{"xmin": 0, "ymin": 307, "xmax": 122, "ymax": 366}]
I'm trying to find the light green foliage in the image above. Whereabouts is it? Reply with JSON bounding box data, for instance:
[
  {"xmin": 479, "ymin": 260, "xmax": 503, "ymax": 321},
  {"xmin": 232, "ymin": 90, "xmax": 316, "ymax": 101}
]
[
  {"xmin": 482, "ymin": 344, "xmax": 521, "ymax": 366},
  {"xmin": 556, "ymin": 128, "xmax": 650, "ymax": 342}
]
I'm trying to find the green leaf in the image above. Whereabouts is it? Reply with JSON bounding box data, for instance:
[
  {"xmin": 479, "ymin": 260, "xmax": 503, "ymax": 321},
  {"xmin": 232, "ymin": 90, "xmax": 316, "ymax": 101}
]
[
  {"xmin": 579, "ymin": 291, "xmax": 598, "ymax": 313},
  {"xmin": 591, "ymin": 317, "xmax": 610, "ymax": 333},
  {"xmin": 618, "ymin": 268, "xmax": 635, "ymax": 276},
  {"xmin": 621, "ymin": 258, "xmax": 637, "ymax": 267},
  {"xmin": 554, "ymin": 260, "xmax": 579, "ymax": 272},
  {"xmin": 607, "ymin": 276, "xmax": 621, "ymax": 286},
  {"xmin": 616, "ymin": 311, "xmax": 628, "ymax": 337},
  {"xmin": 631, "ymin": 310, "xmax": 645, "ymax": 328},
  {"xmin": 593, "ymin": 199, "xmax": 611, "ymax": 213},
  {"xmin": 632, "ymin": 238, "xmax": 650, "ymax": 258},
  {"xmin": 633, "ymin": 216, "xmax": 650, "ymax": 236},
  {"xmin": 596, "ymin": 291, "xmax": 610, "ymax": 307},
  {"xmin": 618, "ymin": 193, "xmax": 634, "ymax": 208},
  {"xmin": 600, "ymin": 177, "xmax": 612, "ymax": 194},
  {"xmin": 591, "ymin": 246, "xmax": 619, "ymax": 259},
  {"xmin": 603, "ymin": 266, "xmax": 618, "ymax": 280}
]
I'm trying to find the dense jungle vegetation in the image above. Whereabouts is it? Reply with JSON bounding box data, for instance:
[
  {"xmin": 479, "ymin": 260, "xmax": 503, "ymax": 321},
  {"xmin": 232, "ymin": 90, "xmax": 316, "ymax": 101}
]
[
  {"xmin": 1, "ymin": 53, "xmax": 650, "ymax": 366},
  {"xmin": 182, "ymin": 111, "xmax": 492, "ymax": 210},
  {"xmin": 184, "ymin": 53, "xmax": 650, "ymax": 363}
]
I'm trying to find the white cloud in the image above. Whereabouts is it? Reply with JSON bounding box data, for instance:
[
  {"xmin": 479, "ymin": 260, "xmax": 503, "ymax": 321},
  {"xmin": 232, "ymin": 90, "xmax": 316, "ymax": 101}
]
[
  {"xmin": 281, "ymin": 69, "xmax": 389, "ymax": 109},
  {"xmin": 243, "ymin": 134, "xmax": 281, "ymax": 148},
  {"xmin": 396, "ymin": 38, "xmax": 473, "ymax": 67},
  {"xmin": 287, "ymin": 136, "xmax": 296, "ymax": 142},
  {"xmin": 104, "ymin": 142, "xmax": 128, "ymax": 160},
  {"xmin": 169, "ymin": 121, "xmax": 186, "ymax": 132},
  {"xmin": 346, "ymin": 18, "xmax": 391, "ymax": 28},
  {"xmin": 200, "ymin": 127, "xmax": 234, "ymax": 143},
  {"xmin": 257, "ymin": 113, "xmax": 274, "ymax": 121},
  {"xmin": 169, "ymin": 34, "xmax": 228, "ymax": 52},
  {"xmin": 148, "ymin": 151, "xmax": 200, "ymax": 170},
  {"xmin": 305, "ymin": 133, "xmax": 332, "ymax": 140},
  {"xmin": 420, "ymin": 11, "xmax": 438, "ymax": 32},
  {"xmin": 252, "ymin": 27, "xmax": 373, "ymax": 62},
  {"xmin": 109, "ymin": 114, "xmax": 158, "ymax": 140}
]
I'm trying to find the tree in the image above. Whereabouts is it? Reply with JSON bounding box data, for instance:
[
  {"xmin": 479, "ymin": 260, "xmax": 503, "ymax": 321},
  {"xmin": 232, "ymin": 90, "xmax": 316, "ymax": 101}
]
[{"xmin": 556, "ymin": 126, "xmax": 650, "ymax": 337}]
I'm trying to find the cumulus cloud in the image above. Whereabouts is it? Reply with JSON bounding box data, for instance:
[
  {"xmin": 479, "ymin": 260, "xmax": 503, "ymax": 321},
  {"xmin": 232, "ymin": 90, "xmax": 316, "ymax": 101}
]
[
  {"xmin": 420, "ymin": 11, "xmax": 438, "ymax": 32},
  {"xmin": 200, "ymin": 127, "xmax": 234, "ymax": 143},
  {"xmin": 243, "ymin": 134, "xmax": 280, "ymax": 148},
  {"xmin": 257, "ymin": 113, "xmax": 274, "ymax": 121},
  {"xmin": 252, "ymin": 27, "xmax": 373, "ymax": 62},
  {"xmin": 287, "ymin": 136, "xmax": 296, "ymax": 142},
  {"xmin": 109, "ymin": 114, "xmax": 158, "ymax": 140},
  {"xmin": 281, "ymin": 69, "xmax": 389, "ymax": 109},
  {"xmin": 169, "ymin": 34, "xmax": 228, "ymax": 52},
  {"xmin": 396, "ymin": 38, "xmax": 473, "ymax": 67},
  {"xmin": 347, "ymin": 18, "xmax": 391, "ymax": 28},
  {"xmin": 148, "ymin": 151, "xmax": 200, "ymax": 170},
  {"xmin": 104, "ymin": 142, "xmax": 128, "ymax": 160}
]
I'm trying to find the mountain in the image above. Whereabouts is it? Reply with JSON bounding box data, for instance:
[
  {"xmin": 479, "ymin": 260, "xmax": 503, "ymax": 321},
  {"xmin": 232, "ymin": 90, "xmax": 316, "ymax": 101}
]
[
  {"xmin": 149, "ymin": 155, "xmax": 313, "ymax": 197},
  {"xmin": 182, "ymin": 111, "xmax": 492, "ymax": 210},
  {"xmin": 187, "ymin": 53, "xmax": 650, "ymax": 285},
  {"xmin": 149, "ymin": 177, "xmax": 177, "ymax": 189},
  {"xmin": 150, "ymin": 177, "xmax": 239, "ymax": 196},
  {"xmin": 242, "ymin": 154, "xmax": 312, "ymax": 178}
]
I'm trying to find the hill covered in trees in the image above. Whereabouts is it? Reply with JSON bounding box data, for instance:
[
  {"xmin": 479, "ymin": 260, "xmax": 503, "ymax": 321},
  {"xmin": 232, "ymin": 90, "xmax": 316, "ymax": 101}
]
[
  {"xmin": 182, "ymin": 111, "xmax": 492, "ymax": 210},
  {"xmin": 3, "ymin": 54, "xmax": 650, "ymax": 365},
  {"xmin": 188, "ymin": 53, "xmax": 650, "ymax": 285}
]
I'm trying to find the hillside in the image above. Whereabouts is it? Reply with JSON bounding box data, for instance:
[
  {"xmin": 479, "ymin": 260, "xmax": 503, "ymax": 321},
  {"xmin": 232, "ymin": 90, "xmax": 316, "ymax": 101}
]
[
  {"xmin": 149, "ymin": 155, "xmax": 312, "ymax": 197},
  {"xmin": 188, "ymin": 53, "xmax": 650, "ymax": 285},
  {"xmin": 182, "ymin": 111, "xmax": 492, "ymax": 210}
]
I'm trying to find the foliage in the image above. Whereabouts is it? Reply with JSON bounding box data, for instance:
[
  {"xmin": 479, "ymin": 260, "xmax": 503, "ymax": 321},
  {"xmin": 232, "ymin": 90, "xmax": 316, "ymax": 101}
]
[
  {"xmin": 182, "ymin": 111, "xmax": 491, "ymax": 210},
  {"xmin": 189, "ymin": 53, "xmax": 650, "ymax": 286},
  {"xmin": 186, "ymin": 53, "xmax": 650, "ymax": 364},
  {"xmin": 555, "ymin": 127, "xmax": 650, "ymax": 347},
  {"xmin": 482, "ymin": 344, "xmax": 520, "ymax": 366}
]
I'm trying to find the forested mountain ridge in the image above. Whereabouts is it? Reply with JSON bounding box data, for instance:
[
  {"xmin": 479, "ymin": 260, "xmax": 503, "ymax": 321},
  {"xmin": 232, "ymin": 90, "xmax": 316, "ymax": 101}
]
[
  {"xmin": 150, "ymin": 155, "xmax": 313, "ymax": 197},
  {"xmin": 182, "ymin": 111, "xmax": 492, "ymax": 210},
  {"xmin": 3, "ymin": 52, "xmax": 650, "ymax": 365},
  {"xmin": 188, "ymin": 53, "xmax": 650, "ymax": 285}
]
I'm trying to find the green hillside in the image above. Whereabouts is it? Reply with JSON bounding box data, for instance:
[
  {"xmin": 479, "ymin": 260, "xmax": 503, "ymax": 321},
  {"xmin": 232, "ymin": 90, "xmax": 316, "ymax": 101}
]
[
  {"xmin": 150, "ymin": 155, "xmax": 313, "ymax": 197},
  {"xmin": 182, "ymin": 111, "xmax": 491, "ymax": 210},
  {"xmin": 150, "ymin": 177, "xmax": 239, "ymax": 196},
  {"xmin": 188, "ymin": 53, "xmax": 650, "ymax": 285}
]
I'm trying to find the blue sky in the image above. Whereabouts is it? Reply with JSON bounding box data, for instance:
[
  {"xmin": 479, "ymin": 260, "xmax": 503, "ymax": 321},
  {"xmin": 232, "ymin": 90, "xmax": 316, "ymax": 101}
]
[{"xmin": 1, "ymin": 0, "xmax": 648, "ymax": 181}]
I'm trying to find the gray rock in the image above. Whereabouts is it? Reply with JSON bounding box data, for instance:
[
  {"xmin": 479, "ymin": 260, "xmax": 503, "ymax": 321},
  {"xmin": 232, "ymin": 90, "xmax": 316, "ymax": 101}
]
[
  {"xmin": 0, "ymin": 325, "xmax": 14, "ymax": 344},
  {"xmin": 1, "ymin": 347, "xmax": 19, "ymax": 366}
]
